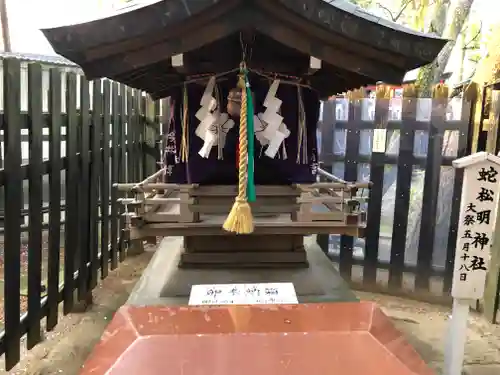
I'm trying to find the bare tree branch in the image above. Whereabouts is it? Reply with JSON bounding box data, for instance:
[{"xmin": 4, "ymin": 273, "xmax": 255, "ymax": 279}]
[
  {"xmin": 464, "ymin": 21, "xmax": 482, "ymax": 49},
  {"xmin": 376, "ymin": 0, "xmax": 413, "ymax": 22}
]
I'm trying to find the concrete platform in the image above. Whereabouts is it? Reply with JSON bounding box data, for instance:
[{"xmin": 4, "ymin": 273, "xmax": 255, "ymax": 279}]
[{"xmin": 126, "ymin": 235, "xmax": 358, "ymax": 306}]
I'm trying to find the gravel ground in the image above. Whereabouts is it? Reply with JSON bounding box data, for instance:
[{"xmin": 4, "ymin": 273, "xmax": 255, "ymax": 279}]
[
  {"xmin": 0, "ymin": 249, "xmax": 154, "ymax": 375},
  {"xmin": 0, "ymin": 248, "xmax": 498, "ymax": 375},
  {"xmin": 357, "ymin": 291, "xmax": 500, "ymax": 375}
]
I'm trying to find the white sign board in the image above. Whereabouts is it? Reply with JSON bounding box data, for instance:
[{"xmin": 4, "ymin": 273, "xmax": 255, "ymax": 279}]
[
  {"xmin": 188, "ymin": 282, "xmax": 298, "ymax": 306},
  {"xmin": 361, "ymin": 98, "xmax": 375, "ymax": 121},
  {"xmin": 451, "ymin": 152, "xmax": 500, "ymax": 299},
  {"xmin": 372, "ymin": 129, "xmax": 387, "ymax": 153},
  {"xmin": 335, "ymin": 99, "xmax": 349, "ymax": 121}
]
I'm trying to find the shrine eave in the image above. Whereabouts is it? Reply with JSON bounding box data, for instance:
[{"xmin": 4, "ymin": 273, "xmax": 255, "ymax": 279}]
[{"xmin": 41, "ymin": 0, "xmax": 448, "ymax": 98}]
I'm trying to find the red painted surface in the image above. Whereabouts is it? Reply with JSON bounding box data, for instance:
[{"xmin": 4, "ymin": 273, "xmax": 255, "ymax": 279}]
[{"xmin": 80, "ymin": 302, "xmax": 434, "ymax": 375}]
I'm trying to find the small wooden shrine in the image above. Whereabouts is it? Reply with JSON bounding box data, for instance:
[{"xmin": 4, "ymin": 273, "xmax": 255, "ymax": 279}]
[
  {"xmin": 43, "ymin": 1, "xmax": 448, "ymax": 374},
  {"xmin": 42, "ymin": 0, "xmax": 446, "ymax": 269}
]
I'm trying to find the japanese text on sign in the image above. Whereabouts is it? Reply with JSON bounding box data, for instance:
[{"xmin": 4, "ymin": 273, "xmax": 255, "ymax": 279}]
[
  {"xmin": 188, "ymin": 283, "xmax": 298, "ymax": 306},
  {"xmin": 452, "ymin": 161, "xmax": 500, "ymax": 299}
]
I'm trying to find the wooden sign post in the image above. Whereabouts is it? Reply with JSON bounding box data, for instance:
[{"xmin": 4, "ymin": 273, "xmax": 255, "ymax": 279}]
[{"xmin": 444, "ymin": 152, "xmax": 500, "ymax": 375}]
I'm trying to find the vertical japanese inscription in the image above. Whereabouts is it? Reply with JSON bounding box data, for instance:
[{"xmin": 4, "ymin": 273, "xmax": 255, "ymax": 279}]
[
  {"xmin": 163, "ymin": 100, "xmax": 179, "ymax": 177},
  {"xmin": 452, "ymin": 164, "xmax": 499, "ymax": 299}
]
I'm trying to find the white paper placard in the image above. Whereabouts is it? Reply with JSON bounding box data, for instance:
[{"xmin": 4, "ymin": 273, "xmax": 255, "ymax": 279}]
[
  {"xmin": 416, "ymin": 98, "xmax": 432, "ymax": 122},
  {"xmin": 335, "ymin": 99, "xmax": 349, "ymax": 121},
  {"xmin": 372, "ymin": 129, "xmax": 387, "ymax": 153},
  {"xmin": 188, "ymin": 282, "xmax": 298, "ymax": 306},
  {"xmin": 361, "ymin": 98, "xmax": 375, "ymax": 121},
  {"xmin": 389, "ymin": 98, "xmax": 402, "ymax": 121},
  {"xmin": 451, "ymin": 153, "xmax": 500, "ymax": 299}
]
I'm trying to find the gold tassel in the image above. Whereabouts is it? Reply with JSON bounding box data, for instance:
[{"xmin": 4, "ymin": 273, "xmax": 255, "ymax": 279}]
[
  {"xmin": 180, "ymin": 84, "xmax": 189, "ymax": 162},
  {"xmin": 223, "ymin": 72, "xmax": 254, "ymax": 234}
]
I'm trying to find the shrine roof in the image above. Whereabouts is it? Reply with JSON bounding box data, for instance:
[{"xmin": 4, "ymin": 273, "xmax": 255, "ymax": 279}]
[{"xmin": 41, "ymin": 0, "xmax": 448, "ymax": 99}]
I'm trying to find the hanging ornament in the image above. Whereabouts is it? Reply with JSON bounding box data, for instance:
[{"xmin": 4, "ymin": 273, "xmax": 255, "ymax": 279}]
[
  {"xmin": 194, "ymin": 77, "xmax": 234, "ymax": 158},
  {"xmin": 296, "ymin": 85, "xmax": 308, "ymax": 164},
  {"xmin": 254, "ymin": 80, "xmax": 290, "ymax": 159},
  {"xmin": 265, "ymin": 121, "xmax": 290, "ymax": 158},
  {"xmin": 254, "ymin": 113, "xmax": 269, "ymax": 146},
  {"xmin": 223, "ymin": 65, "xmax": 256, "ymax": 234},
  {"xmin": 179, "ymin": 85, "xmax": 190, "ymax": 162},
  {"xmin": 194, "ymin": 76, "xmax": 217, "ymax": 140},
  {"xmin": 198, "ymin": 112, "xmax": 235, "ymax": 158}
]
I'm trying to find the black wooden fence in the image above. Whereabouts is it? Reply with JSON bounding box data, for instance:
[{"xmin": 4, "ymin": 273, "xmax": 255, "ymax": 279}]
[
  {"xmin": 317, "ymin": 96, "xmax": 474, "ymax": 301},
  {"xmin": 0, "ymin": 58, "xmax": 160, "ymax": 370},
  {"xmin": 0, "ymin": 59, "xmax": 486, "ymax": 370}
]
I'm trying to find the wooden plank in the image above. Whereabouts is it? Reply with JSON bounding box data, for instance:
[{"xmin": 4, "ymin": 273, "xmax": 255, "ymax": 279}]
[
  {"xmin": 297, "ymin": 196, "xmax": 344, "ymax": 203},
  {"xmin": 126, "ymin": 89, "xmax": 136, "ymax": 181},
  {"xmin": 363, "ymin": 95, "xmax": 388, "ymax": 285},
  {"xmin": 196, "ymin": 195, "xmax": 296, "ymax": 206},
  {"xmin": 100, "ymin": 80, "xmax": 111, "ymax": 279},
  {"xmin": 184, "ymin": 234, "xmax": 303, "ymax": 252},
  {"xmin": 78, "ymin": 76, "xmax": 91, "ymax": 301},
  {"xmin": 118, "ymin": 84, "xmax": 127, "ymax": 262},
  {"xmin": 3, "ymin": 58, "xmax": 23, "ymax": 370},
  {"xmin": 189, "ymin": 204, "xmax": 299, "ymax": 215},
  {"xmin": 415, "ymin": 99, "xmax": 445, "ymax": 290},
  {"xmin": 320, "ymin": 101, "xmax": 335, "ymax": 162},
  {"xmin": 46, "ymin": 68, "xmax": 62, "ymax": 331},
  {"xmin": 143, "ymin": 213, "xmax": 180, "ymax": 222},
  {"xmin": 26, "ymin": 63, "xmax": 44, "ymax": 349},
  {"xmin": 63, "ymin": 72, "xmax": 79, "ymax": 313},
  {"xmin": 180, "ymin": 251, "xmax": 307, "ymax": 266},
  {"xmin": 190, "ymin": 185, "xmax": 300, "ymax": 197},
  {"xmin": 388, "ymin": 97, "xmax": 416, "ymax": 289},
  {"xmin": 118, "ymin": 197, "xmax": 184, "ymax": 205},
  {"xmin": 134, "ymin": 90, "xmax": 142, "ymax": 180},
  {"xmin": 130, "ymin": 222, "xmax": 364, "ymax": 238},
  {"xmin": 110, "ymin": 83, "xmax": 120, "ymax": 270},
  {"xmin": 307, "ymin": 212, "xmax": 345, "ymax": 221},
  {"xmin": 339, "ymin": 99, "xmax": 361, "ymax": 279},
  {"xmin": 114, "ymin": 182, "xmax": 181, "ymax": 191},
  {"xmin": 89, "ymin": 80, "xmax": 102, "ymax": 290},
  {"xmin": 444, "ymin": 99, "xmax": 473, "ymax": 293}
]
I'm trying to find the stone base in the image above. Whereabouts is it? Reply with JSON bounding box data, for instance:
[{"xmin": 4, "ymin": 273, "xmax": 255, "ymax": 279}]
[
  {"xmin": 126, "ymin": 235, "xmax": 357, "ymax": 305},
  {"xmin": 80, "ymin": 302, "xmax": 435, "ymax": 375}
]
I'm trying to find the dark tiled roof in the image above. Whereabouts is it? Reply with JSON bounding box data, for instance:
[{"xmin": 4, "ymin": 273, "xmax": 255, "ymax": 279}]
[{"xmin": 0, "ymin": 51, "xmax": 78, "ymax": 66}]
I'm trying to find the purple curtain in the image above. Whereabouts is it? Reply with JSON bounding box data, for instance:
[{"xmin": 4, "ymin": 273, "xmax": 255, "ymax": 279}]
[{"xmin": 164, "ymin": 73, "xmax": 319, "ymax": 185}]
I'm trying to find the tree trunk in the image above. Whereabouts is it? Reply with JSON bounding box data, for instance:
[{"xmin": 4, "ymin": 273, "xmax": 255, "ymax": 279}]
[
  {"xmin": 0, "ymin": 0, "xmax": 11, "ymax": 52},
  {"xmin": 416, "ymin": 0, "xmax": 474, "ymax": 94},
  {"xmin": 416, "ymin": 0, "xmax": 451, "ymax": 96},
  {"xmin": 406, "ymin": 0, "xmax": 474, "ymax": 263},
  {"xmin": 470, "ymin": 23, "xmax": 500, "ymax": 151},
  {"xmin": 432, "ymin": 0, "xmax": 475, "ymax": 83}
]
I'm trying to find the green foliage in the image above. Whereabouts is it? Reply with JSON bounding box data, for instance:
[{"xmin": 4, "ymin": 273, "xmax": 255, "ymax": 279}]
[{"xmin": 464, "ymin": 21, "xmax": 484, "ymax": 64}]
